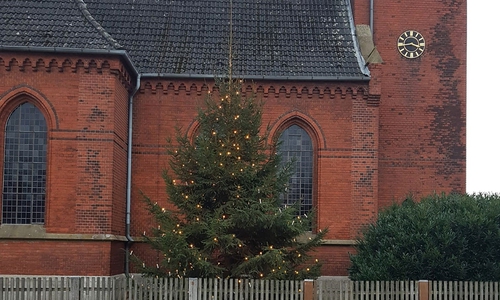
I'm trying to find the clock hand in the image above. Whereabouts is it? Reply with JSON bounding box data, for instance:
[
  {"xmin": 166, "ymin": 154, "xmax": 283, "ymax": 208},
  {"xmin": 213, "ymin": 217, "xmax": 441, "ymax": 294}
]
[{"xmin": 402, "ymin": 42, "xmax": 421, "ymax": 48}]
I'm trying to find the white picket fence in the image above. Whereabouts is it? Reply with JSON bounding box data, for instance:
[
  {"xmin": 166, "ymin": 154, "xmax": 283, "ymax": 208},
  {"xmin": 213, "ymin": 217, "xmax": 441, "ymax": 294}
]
[
  {"xmin": 0, "ymin": 275, "xmax": 303, "ymax": 300},
  {"xmin": 316, "ymin": 280, "xmax": 500, "ymax": 300},
  {"xmin": 429, "ymin": 281, "xmax": 499, "ymax": 300},
  {"xmin": 0, "ymin": 275, "xmax": 127, "ymax": 300},
  {"xmin": 127, "ymin": 276, "xmax": 304, "ymax": 300},
  {"xmin": 0, "ymin": 275, "xmax": 499, "ymax": 300},
  {"xmin": 317, "ymin": 280, "xmax": 420, "ymax": 300}
]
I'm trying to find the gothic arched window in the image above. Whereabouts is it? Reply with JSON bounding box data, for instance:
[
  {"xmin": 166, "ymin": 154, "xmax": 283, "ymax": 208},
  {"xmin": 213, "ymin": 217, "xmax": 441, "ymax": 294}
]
[
  {"xmin": 278, "ymin": 124, "xmax": 313, "ymax": 217},
  {"xmin": 2, "ymin": 102, "xmax": 47, "ymax": 224}
]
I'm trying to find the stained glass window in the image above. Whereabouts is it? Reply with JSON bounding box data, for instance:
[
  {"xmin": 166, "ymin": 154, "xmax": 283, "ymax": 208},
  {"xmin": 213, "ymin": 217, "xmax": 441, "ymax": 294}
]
[
  {"xmin": 279, "ymin": 124, "xmax": 313, "ymax": 217},
  {"xmin": 2, "ymin": 103, "xmax": 47, "ymax": 224}
]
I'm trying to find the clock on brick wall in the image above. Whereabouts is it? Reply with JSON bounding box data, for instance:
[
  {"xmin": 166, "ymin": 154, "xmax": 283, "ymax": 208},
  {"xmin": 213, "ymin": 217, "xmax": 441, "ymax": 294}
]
[{"xmin": 397, "ymin": 30, "xmax": 425, "ymax": 59}]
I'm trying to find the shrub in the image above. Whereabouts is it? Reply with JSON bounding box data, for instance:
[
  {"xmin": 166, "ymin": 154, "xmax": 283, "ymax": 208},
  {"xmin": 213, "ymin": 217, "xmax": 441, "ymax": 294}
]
[{"xmin": 349, "ymin": 193, "xmax": 500, "ymax": 281}]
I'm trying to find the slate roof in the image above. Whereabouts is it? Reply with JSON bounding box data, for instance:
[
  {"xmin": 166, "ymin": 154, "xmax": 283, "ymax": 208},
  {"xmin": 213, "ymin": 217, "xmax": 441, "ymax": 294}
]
[
  {"xmin": 0, "ymin": 0, "xmax": 369, "ymax": 79},
  {"xmin": 0, "ymin": 0, "xmax": 121, "ymax": 50}
]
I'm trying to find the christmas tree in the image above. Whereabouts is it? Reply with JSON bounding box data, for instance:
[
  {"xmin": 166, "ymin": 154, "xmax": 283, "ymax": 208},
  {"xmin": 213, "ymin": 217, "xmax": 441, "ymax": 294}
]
[{"xmin": 139, "ymin": 78, "xmax": 326, "ymax": 279}]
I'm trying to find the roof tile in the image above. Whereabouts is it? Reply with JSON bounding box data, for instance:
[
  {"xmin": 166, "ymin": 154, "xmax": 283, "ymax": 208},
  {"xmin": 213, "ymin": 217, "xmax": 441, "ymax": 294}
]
[
  {"xmin": 0, "ymin": 0, "xmax": 119, "ymax": 50},
  {"xmin": 85, "ymin": 0, "xmax": 369, "ymax": 78}
]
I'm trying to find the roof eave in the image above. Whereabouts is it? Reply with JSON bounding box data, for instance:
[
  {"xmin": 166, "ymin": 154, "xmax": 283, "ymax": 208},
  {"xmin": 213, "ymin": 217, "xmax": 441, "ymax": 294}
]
[
  {"xmin": 0, "ymin": 46, "xmax": 370, "ymax": 82},
  {"xmin": 140, "ymin": 73, "xmax": 370, "ymax": 82}
]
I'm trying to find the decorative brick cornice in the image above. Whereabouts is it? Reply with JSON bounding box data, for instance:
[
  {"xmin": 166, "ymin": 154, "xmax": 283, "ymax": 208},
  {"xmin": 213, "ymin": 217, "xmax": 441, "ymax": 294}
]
[
  {"xmin": 139, "ymin": 80, "xmax": 370, "ymax": 100},
  {"xmin": 0, "ymin": 55, "xmax": 134, "ymax": 91}
]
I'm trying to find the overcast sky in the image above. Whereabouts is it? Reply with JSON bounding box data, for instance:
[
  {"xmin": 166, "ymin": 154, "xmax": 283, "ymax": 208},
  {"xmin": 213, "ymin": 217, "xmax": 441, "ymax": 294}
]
[{"xmin": 466, "ymin": 2, "xmax": 500, "ymax": 194}]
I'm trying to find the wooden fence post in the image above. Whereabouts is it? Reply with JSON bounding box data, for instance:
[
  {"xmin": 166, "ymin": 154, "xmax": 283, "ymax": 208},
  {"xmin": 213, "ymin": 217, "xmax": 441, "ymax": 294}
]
[
  {"xmin": 69, "ymin": 277, "xmax": 81, "ymax": 300},
  {"xmin": 418, "ymin": 280, "xmax": 429, "ymax": 300},
  {"xmin": 303, "ymin": 279, "xmax": 315, "ymax": 300},
  {"xmin": 189, "ymin": 278, "xmax": 198, "ymax": 300}
]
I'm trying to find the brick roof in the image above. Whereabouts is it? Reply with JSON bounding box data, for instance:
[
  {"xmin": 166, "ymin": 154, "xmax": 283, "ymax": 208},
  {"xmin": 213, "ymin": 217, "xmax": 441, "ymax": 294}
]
[{"xmin": 0, "ymin": 0, "xmax": 369, "ymax": 79}]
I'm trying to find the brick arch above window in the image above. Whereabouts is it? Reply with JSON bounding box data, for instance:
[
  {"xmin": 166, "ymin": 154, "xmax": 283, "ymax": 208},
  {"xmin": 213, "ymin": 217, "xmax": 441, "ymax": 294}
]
[
  {"xmin": 0, "ymin": 86, "xmax": 59, "ymax": 131},
  {"xmin": 186, "ymin": 119, "xmax": 201, "ymax": 144},
  {"xmin": 269, "ymin": 111, "xmax": 325, "ymax": 150}
]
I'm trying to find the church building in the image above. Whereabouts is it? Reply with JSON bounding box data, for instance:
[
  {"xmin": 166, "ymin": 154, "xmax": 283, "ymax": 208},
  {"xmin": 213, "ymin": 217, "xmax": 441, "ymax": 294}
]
[{"xmin": 0, "ymin": 0, "xmax": 466, "ymax": 276}]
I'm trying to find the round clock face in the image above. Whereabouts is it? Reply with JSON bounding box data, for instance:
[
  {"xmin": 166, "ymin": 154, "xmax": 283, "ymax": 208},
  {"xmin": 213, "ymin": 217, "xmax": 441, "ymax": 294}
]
[{"xmin": 397, "ymin": 30, "xmax": 425, "ymax": 59}]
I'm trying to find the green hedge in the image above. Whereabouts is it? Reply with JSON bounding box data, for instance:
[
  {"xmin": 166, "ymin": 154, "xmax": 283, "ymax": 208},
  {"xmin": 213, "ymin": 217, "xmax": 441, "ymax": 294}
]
[{"xmin": 349, "ymin": 193, "xmax": 500, "ymax": 281}]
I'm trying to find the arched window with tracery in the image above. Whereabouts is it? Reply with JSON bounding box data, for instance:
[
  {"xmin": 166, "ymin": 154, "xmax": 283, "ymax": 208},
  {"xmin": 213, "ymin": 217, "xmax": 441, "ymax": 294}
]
[
  {"xmin": 278, "ymin": 124, "xmax": 314, "ymax": 218},
  {"xmin": 2, "ymin": 102, "xmax": 47, "ymax": 224}
]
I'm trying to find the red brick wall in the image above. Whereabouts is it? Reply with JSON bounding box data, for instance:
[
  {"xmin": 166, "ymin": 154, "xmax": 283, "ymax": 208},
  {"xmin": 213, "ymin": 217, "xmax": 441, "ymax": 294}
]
[
  {"xmin": 352, "ymin": 0, "xmax": 466, "ymax": 207},
  {"xmin": 130, "ymin": 81, "xmax": 208, "ymax": 237},
  {"xmin": 315, "ymin": 245, "xmax": 355, "ymax": 276},
  {"xmin": 350, "ymin": 0, "xmax": 370, "ymax": 26},
  {"xmin": 111, "ymin": 72, "xmax": 130, "ymax": 236},
  {"xmin": 0, "ymin": 240, "xmax": 121, "ymax": 275},
  {"xmin": 0, "ymin": 52, "xmax": 132, "ymax": 275}
]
